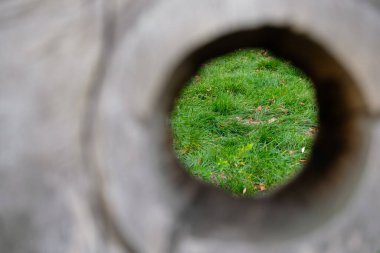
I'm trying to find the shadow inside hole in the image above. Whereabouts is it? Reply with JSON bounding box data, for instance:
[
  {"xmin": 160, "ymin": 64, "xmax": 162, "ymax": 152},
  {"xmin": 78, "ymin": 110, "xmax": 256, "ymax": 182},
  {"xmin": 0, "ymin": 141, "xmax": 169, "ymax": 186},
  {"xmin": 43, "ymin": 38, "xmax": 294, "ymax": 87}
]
[
  {"xmin": 170, "ymin": 48, "xmax": 319, "ymax": 197},
  {"xmin": 161, "ymin": 27, "xmax": 368, "ymax": 241}
]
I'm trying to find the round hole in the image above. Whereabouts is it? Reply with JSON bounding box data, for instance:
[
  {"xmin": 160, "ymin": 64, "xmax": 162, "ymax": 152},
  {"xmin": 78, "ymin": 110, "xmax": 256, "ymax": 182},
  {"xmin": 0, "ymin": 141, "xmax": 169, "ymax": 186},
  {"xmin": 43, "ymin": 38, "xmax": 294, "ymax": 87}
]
[
  {"xmin": 170, "ymin": 48, "xmax": 319, "ymax": 197},
  {"xmin": 161, "ymin": 26, "xmax": 369, "ymax": 241}
]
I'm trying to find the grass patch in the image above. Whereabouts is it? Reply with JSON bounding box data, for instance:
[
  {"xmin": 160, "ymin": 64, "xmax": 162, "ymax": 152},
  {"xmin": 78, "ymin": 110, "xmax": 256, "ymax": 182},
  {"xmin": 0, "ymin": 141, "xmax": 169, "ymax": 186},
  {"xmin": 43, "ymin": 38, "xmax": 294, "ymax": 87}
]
[{"xmin": 171, "ymin": 49, "xmax": 318, "ymax": 196}]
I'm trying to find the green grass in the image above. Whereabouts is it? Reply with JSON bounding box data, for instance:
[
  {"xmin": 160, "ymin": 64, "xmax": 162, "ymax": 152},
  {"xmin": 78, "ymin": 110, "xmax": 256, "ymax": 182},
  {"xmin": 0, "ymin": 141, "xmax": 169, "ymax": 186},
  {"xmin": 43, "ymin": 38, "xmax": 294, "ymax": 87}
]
[{"xmin": 170, "ymin": 49, "xmax": 318, "ymax": 196}]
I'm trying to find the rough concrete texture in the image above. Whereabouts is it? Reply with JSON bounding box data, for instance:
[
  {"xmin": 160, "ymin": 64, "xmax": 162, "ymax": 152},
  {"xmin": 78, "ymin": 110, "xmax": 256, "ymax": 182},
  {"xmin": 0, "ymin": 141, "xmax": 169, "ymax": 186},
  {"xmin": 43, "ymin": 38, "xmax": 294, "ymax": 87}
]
[{"xmin": 0, "ymin": 0, "xmax": 380, "ymax": 253}]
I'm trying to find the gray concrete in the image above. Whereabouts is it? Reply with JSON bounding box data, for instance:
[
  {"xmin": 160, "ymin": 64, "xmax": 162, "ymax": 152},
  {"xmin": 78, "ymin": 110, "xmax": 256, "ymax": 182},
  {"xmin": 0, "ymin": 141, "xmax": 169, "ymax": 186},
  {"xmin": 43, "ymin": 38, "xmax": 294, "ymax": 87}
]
[{"xmin": 1, "ymin": 0, "xmax": 380, "ymax": 253}]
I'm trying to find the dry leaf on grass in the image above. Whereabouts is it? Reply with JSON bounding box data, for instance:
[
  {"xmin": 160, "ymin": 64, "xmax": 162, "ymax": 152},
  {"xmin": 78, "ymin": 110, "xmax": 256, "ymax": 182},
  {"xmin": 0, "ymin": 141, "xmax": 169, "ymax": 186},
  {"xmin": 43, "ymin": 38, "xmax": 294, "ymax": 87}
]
[
  {"xmin": 236, "ymin": 116, "xmax": 261, "ymax": 125},
  {"xmin": 210, "ymin": 174, "xmax": 219, "ymax": 186},
  {"xmin": 281, "ymin": 108, "xmax": 289, "ymax": 114},
  {"xmin": 299, "ymin": 159, "xmax": 307, "ymax": 164},
  {"xmin": 268, "ymin": 117, "xmax": 277, "ymax": 124},
  {"xmin": 246, "ymin": 117, "xmax": 261, "ymax": 125},
  {"xmin": 260, "ymin": 50, "xmax": 269, "ymax": 57},
  {"xmin": 254, "ymin": 183, "xmax": 266, "ymax": 191},
  {"xmin": 306, "ymin": 127, "xmax": 319, "ymax": 136},
  {"xmin": 256, "ymin": 105, "xmax": 263, "ymax": 111}
]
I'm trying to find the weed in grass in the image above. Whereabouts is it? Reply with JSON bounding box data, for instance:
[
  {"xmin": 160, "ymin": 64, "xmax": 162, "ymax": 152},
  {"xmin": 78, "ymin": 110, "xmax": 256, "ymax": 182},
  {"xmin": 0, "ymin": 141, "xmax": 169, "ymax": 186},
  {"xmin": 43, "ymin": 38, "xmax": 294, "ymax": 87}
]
[
  {"xmin": 171, "ymin": 49, "xmax": 318, "ymax": 196},
  {"xmin": 212, "ymin": 93, "xmax": 236, "ymax": 115}
]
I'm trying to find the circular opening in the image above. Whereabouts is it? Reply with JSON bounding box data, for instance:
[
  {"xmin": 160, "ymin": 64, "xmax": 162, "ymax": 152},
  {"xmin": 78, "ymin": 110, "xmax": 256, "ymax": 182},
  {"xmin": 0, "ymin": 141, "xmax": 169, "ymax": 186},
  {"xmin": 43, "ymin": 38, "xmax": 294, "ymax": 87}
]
[
  {"xmin": 161, "ymin": 26, "xmax": 368, "ymax": 241},
  {"xmin": 170, "ymin": 48, "xmax": 319, "ymax": 197}
]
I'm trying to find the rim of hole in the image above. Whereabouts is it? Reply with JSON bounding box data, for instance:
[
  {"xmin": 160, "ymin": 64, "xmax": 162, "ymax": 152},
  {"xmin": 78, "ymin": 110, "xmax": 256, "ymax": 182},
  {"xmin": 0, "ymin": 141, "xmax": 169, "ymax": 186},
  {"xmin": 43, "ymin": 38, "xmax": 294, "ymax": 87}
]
[{"xmin": 161, "ymin": 26, "xmax": 370, "ymax": 241}]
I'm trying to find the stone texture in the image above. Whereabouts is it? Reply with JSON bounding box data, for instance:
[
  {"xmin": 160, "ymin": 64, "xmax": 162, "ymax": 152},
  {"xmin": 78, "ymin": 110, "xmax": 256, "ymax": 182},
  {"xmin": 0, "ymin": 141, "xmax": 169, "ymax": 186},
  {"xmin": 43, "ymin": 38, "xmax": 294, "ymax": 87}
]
[{"xmin": 1, "ymin": 0, "xmax": 380, "ymax": 253}]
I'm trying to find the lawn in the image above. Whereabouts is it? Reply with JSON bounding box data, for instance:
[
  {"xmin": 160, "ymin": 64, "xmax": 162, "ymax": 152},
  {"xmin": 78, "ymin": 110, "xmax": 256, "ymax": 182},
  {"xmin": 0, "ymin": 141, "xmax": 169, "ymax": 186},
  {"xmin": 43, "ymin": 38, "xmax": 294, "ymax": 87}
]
[{"xmin": 170, "ymin": 49, "xmax": 318, "ymax": 196}]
